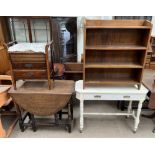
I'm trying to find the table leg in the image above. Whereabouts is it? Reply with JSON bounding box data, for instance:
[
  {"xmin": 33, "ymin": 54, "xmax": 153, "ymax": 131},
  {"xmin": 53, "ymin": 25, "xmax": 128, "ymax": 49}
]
[
  {"xmin": 133, "ymin": 100, "xmax": 143, "ymax": 133},
  {"xmin": 127, "ymin": 101, "xmax": 132, "ymax": 118},
  {"xmin": 66, "ymin": 101, "xmax": 72, "ymax": 133},
  {"xmin": 0, "ymin": 114, "xmax": 6, "ymax": 138},
  {"xmin": 80, "ymin": 100, "xmax": 84, "ymax": 133}
]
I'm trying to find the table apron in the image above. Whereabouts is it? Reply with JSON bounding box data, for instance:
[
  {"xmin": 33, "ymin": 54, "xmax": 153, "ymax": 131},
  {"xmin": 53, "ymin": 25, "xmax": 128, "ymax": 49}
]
[{"xmin": 76, "ymin": 93, "xmax": 146, "ymax": 101}]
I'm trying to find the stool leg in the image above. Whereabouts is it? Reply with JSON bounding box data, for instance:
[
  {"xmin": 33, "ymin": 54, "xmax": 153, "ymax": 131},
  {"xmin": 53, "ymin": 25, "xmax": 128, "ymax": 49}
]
[
  {"xmin": 127, "ymin": 101, "xmax": 132, "ymax": 118},
  {"xmin": 133, "ymin": 100, "xmax": 143, "ymax": 133}
]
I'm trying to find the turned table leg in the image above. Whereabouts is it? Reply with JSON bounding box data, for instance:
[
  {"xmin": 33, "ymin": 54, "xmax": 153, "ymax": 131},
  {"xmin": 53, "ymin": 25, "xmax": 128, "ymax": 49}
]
[
  {"xmin": 133, "ymin": 100, "xmax": 143, "ymax": 133},
  {"xmin": 127, "ymin": 101, "xmax": 132, "ymax": 118},
  {"xmin": 80, "ymin": 100, "xmax": 84, "ymax": 133}
]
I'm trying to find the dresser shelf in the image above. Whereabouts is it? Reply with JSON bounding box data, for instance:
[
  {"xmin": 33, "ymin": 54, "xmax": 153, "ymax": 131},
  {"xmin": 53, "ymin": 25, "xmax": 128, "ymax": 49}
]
[
  {"xmin": 85, "ymin": 45, "xmax": 147, "ymax": 50},
  {"xmin": 83, "ymin": 20, "xmax": 152, "ymax": 89},
  {"xmin": 85, "ymin": 80, "xmax": 139, "ymax": 87},
  {"xmin": 85, "ymin": 63, "xmax": 143, "ymax": 69}
]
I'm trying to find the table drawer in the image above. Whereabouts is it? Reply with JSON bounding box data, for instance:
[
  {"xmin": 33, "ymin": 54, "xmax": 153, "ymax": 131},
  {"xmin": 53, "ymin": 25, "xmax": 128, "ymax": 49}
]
[{"xmin": 83, "ymin": 93, "xmax": 146, "ymax": 101}]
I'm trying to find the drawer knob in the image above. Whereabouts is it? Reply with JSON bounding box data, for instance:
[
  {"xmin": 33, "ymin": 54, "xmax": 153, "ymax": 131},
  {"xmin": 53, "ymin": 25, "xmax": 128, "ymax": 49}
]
[
  {"xmin": 94, "ymin": 95, "xmax": 101, "ymax": 98},
  {"xmin": 123, "ymin": 96, "xmax": 130, "ymax": 99}
]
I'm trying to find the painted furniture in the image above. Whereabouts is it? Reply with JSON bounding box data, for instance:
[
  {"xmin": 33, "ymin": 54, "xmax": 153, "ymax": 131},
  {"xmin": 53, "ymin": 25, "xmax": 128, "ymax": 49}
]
[
  {"xmin": 9, "ymin": 80, "xmax": 74, "ymax": 133},
  {"xmin": 83, "ymin": 20, "xmax": 152, "ymax": 89},
  {"xmin": 75, "ymin": 80, "xmax": 148, "ymax": 133}
]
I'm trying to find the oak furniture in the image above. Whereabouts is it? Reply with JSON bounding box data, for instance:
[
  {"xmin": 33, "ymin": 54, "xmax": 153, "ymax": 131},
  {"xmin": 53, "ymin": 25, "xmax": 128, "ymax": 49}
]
[
  {"xmin": 6, "ymin": 41, "xmax": 55, "ymax": 90},
  {"xmin": 83, "ymin": 20, "xmax": 152, "ymax": 89},
  {"xmin": 75, "ymin": 80, "xmax": 148, "ymax": 133},
  {"xmin": 0, "ymin": 75, "xmax": 18, "ymax": 138},
  {"xmin": 64, "ymin": 62, "xmax": 83, "ymax": 81},
  {"xmin": 9, "ymin": 80, "xmax": 74, "ymax": 133}
]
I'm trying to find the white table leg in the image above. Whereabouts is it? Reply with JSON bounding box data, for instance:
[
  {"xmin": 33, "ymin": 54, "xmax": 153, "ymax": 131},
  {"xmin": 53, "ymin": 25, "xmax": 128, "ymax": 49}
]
[
  {"xmin": 127, "ymin": 101, "xmax": 132, "ymax": 118},
  {"xmin": 80, "ymin": 99, "xmax": 84, "ymax": 133},
  {"xmin": 134, "ymin": 100, "xmax": 143, "ymax": 133}
]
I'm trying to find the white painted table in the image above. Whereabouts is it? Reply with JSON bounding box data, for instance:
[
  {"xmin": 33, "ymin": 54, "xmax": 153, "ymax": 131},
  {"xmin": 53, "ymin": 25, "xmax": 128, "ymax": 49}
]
[{"xmin": 75, "ymin": 80, "xmax": 149, "ymax": 133}]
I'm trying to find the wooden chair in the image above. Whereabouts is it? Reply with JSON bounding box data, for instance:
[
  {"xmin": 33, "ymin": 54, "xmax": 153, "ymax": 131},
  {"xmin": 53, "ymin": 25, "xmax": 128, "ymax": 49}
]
[
  {"xmin": 0, "ymin": 75, "xmax": 18, "ymax": 138},
  {"xmin": 4, "ymin": 41, "xmax": 55, "ymax": 90}
]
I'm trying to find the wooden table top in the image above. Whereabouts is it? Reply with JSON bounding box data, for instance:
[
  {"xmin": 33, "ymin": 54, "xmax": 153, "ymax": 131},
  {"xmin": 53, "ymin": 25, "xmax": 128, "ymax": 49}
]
[{"xmin": 9, "ymin": 80, "xmax": 75, "ymax": 95}]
